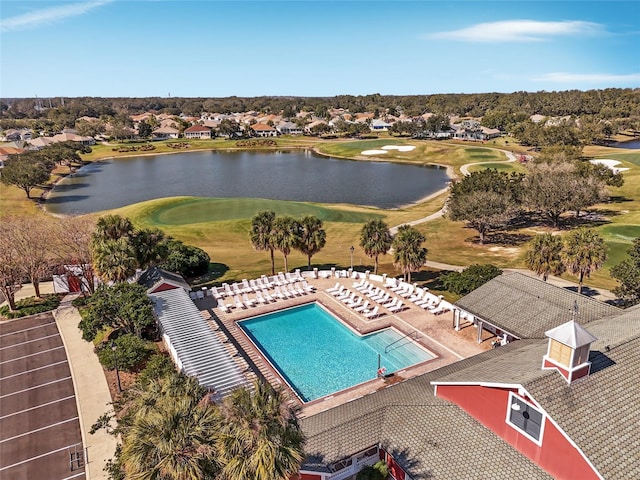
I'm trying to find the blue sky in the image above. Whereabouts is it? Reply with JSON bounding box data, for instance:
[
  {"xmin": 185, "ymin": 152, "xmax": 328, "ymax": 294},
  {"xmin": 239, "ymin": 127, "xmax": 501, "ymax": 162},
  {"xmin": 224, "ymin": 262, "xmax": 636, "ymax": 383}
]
[{"xmin": 1, "ymin": 1, "xmax": 638, "ymax": 97}]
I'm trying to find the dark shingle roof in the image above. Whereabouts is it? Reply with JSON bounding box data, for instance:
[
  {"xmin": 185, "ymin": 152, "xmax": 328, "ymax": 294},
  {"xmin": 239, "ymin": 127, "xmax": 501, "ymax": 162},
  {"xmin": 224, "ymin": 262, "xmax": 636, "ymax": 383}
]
[
  {"xmin": 302, "ymin": 303, "xmax": 640, "ymax": 479},
  {"xmin": 454, "ymin": 272, "xmax": 620, "ymax": 339},
  {"xmin": 138, "ymin": 266, "xmax": 189, "ymax": 292},
  {"xmin": 301, "ymin": 352, "xmax": 552, "ymax": 479}
]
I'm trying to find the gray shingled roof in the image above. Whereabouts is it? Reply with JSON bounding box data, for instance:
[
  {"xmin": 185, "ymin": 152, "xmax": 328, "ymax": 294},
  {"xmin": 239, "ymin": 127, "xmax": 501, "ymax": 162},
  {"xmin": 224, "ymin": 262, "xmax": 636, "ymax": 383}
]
[
  {"xmin": 525, "ymin": 307, "xmax": 640, "ymax": 480},
  {"xmin": 150, "ymin": 288, "xmax": 251, "ymax": 397},
  {"xmin": 138, "ymin": 266, "xmax": 190, "ymax": 292},
  {"xmin": 301, "ymin": 352, "xmax": 552, "ymax": 479},
  {"xmin": 454, "ymin": 272, "xmax": 620, "ymax": 339},
  {"xmin": 302, "ymin": 304, "xmax": 640, "ymax": 479}
]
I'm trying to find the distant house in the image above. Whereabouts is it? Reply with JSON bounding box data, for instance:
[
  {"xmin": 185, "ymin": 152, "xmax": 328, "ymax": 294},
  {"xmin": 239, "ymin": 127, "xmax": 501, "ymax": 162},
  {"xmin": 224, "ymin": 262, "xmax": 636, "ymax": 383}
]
[
  {"xmin": 276, "ymin": 121, "xmax": 303, "ymax": 135},
  {"xmin": 370, "ymin": 119, "xmax": 392, "ymax": 131},
  {"xmin": 152, "ymin": 127, "xmax": 180, "ymax": 140},
  {"xmin": 50, "ymin": 132, "xmax": 96, "ymax": 146},
  {"xmin": 1, "ymin": 129, "xmax": 32, "ymax": 142},
  {"xmin": 451, "ymin": 120, "xmax": 500, "ymax": 141},
  {"xmin": 26, "ymin": 137, "xmax": 55, "ymax": 149},
  {"xmin": 251, "ymin": 123, "xmax": 278, "ymax": 137},
  {"xmin": 184, "ymin": 125, "xmax": 212, "ymax": 139}
]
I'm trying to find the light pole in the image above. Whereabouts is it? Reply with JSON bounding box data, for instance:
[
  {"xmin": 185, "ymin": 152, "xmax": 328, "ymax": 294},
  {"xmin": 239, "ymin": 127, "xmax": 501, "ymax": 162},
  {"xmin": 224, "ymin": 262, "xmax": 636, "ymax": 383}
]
[
  {"xmin": 111, "ymin": 341, "xmax": 122, "ymax": 393},
  {"xmin": 350, "ymin": 245, "xmax": 355, "ymax": 270}
]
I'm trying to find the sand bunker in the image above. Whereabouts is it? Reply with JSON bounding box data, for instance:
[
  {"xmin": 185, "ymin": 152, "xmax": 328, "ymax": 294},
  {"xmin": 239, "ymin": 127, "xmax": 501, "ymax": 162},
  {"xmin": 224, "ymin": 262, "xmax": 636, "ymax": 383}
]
[
  {"xmin": 381, "ymin": 145, "xmax": 416, "ymax": 152},
  {"xmin": 361, "ymin": 149, "xmax": 389, "ymax": 155},
  {"xmin": 589, "ymin": 159, "xmax": 630, "ymax": 174}
]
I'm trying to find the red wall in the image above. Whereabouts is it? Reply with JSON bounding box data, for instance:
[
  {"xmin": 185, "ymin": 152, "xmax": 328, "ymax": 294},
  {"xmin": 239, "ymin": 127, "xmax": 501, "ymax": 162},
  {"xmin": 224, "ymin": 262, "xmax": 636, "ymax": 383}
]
[
  {"xmin": 295, "ymin": 474, "xmax": 322, "ymax": 480},
  {"xmin": 151, "ymin": 283, "xmax": 179, "ymax": 293},
  {"xmin": 381, "ymin": 449, "xmax": 406, "ymax": 480},
  {"xmin": 436, "ymin": 384, "xmax": 599, "ymax": 480}
]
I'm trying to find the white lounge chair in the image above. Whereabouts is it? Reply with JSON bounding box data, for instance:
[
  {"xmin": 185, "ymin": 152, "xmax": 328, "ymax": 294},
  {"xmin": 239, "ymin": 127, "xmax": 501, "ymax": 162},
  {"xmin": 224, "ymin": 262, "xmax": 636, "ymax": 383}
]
[
  {"xmin": 347, "ymin": 296, "xmax": 362, "ymax": 308},
  {"xmin": 217, "ymin": 301, "xmax": 230, "ymax": 313},
  {"xmin": 430, "ymin": 304, "xmax": 446, "ymax": 315},
  {"xmin": 301, "ymin": 280, "xmax": 315, "ymax": 293},
  {"xmin": 242, "ymin": 293, "xmax": 256, "ymax": 307},
  {"xmin": 353, "ymin": 278, "xmax": 366, "ymax": 289},
  {"xmin": 388, "ymin": 301, "xmax": 406, "ymax": 313},
  {"xmin": 262, "ymin": 288, "xmax": 275, "ymax": 302},
  {"xmin": 364, "ymin": 306, "xmax": 381, "ymax": 319},
  {"xmin": 274, "ymin": 286, "xmax": 286, "ymax": 300},
  {"xmin": 336, "ymin": 289, "xmax": 352, "ymax": 301},
  {"xmin": 233, "ymin": 295, "xmax": 246, "ymax": 309},
  {"xmin": 354, "ymin": 301, "xmax": 370, "ymax": 313},
  {"xmin": 327, "ymin": 282, "xmax": 341, "ymax": 294},
  {"xmin": 330, "ymin": 285, "xmax": 346, "ymax": 297},
  {"xmin": 355, "ymin": 281, "xmax": 370, "ymax": 292},
  {"xmin": 382, "ymin": 297, "xmax": 398, "ymax": 308},
  {"xmin": 341, "ymin": 292, "xmax": 356, "ymax": 304}
]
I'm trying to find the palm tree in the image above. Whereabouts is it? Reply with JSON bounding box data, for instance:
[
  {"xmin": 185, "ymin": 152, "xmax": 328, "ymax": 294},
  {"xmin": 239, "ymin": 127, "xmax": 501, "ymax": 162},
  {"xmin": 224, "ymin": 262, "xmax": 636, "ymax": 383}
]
[
  {"xmin": 94, "ymin": 214, "xmax": 134, "ymax": 243},
  {"xmin": 392, "ymin": 225, "xmax": 427, "ymax": 283},
  {"xmin": 298, "ymin": 216, "xmax": 326, "ymax": 268},
  {"xmin": 524, "ymin": 233, "xmax": 565, "ymax": 281},
  {"xmin": 562, "ymin": 228, "xmax": 607, "ymax": 294},
  {"xmin": 92, "ymin": 238, "xmax": 137, "ymax": 282},
  {"xmin": 120, "ymin": 373, "xmax": 221, "ymax": 480},
  {"xmin": 250, "ymin": 211, "xmax": 277, "ymax": 275},
  {"xmin": 217, "ymin": 380, "xmax": 305, "ymax": 480},
  {"xmin": 360, "ymin": 220, "xmax": 393, "ymax": 274},
  {"xmin": 271, "ymin": 216, "xmax": 301, "ymax": 273},
  {"xmin": 133, "ymin": 227, "xmax": 168, "ymax": 269}
]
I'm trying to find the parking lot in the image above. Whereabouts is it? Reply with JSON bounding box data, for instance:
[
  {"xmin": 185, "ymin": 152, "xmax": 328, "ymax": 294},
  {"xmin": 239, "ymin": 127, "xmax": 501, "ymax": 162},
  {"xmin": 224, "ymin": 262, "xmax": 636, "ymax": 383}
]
[{"xmin": 0, "ymin": 313, "xmax": 86, "ymax": 480}]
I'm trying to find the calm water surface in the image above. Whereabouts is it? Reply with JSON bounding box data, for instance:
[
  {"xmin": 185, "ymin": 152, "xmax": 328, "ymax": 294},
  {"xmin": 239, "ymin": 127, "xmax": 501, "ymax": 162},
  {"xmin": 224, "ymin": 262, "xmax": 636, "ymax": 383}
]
[
  {"xmin": 608, "ymin": 139, "xmax": 640, "ymax": 149},
  {"xmin": 45, "ymin": 150, "xmax": 450, "ymax": 214}
]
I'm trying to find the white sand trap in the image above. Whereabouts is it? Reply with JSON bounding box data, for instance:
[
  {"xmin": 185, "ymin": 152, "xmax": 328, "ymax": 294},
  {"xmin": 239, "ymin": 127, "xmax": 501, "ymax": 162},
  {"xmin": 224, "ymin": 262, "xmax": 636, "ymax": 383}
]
[
  {"xmin": 381, "ymin": 145, "xmax": 416, "ymax": 152},
  {"xmin": 590, "ymin": 159, "xmax": 630, "ymax": 173},
  {"xmin": 361, "ymin": 149, "xmax": 389, "ymax": 155}
]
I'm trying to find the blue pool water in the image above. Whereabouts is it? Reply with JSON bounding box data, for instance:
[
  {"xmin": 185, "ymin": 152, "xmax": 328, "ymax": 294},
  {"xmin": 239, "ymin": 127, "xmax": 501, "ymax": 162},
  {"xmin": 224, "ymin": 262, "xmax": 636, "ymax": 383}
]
[{"xmin": 239, "ymin": 303, "xmax": 434, "ymax": 402}]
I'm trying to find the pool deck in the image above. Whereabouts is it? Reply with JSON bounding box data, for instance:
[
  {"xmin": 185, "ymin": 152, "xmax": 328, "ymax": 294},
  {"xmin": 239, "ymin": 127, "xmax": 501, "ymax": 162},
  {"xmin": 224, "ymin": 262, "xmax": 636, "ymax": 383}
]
[{"xmin": 194, "ymin": 275, "xmax": 493, "ymax": 417}]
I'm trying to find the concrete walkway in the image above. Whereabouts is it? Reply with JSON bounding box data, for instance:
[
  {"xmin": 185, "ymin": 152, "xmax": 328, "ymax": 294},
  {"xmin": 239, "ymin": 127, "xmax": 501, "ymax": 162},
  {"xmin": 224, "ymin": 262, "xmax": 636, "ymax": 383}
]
[
  {"xmin": 54, "ymin": 295, "xmax": 118, "ymax": 480},
  {"xmin": 389, "ymin": 146, "xmax": 517, "ymax": 235}
]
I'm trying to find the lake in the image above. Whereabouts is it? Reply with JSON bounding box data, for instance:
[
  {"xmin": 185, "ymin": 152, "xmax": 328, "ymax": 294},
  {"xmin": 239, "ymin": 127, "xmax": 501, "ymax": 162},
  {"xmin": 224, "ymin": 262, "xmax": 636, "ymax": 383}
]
[
  {"xmin": 45, "ymin": 150, "xmax": 450, "ymax": 214},
  {"xmin": 608, "ymin": 139, "xmax": 640, "ymax": 149}
]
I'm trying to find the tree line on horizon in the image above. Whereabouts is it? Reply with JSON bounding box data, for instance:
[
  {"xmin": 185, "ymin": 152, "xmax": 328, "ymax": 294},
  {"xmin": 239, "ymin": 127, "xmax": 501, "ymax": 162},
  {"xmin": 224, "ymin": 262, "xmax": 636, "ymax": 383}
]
[{"xmin": 2, "ymin": 88, "xmax": 638, "ymax": 130}]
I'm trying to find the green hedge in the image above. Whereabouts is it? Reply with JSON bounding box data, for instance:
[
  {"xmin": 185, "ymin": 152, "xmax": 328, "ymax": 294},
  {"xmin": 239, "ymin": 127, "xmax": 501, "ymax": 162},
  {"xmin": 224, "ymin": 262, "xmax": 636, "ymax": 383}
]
[
  {"xmin": 97, "ymin": 334, "xmax": 155, "ymax": 372},
  {"xmin": 0, "ymin": 295, "xmax": 61, "ymax": 319}
]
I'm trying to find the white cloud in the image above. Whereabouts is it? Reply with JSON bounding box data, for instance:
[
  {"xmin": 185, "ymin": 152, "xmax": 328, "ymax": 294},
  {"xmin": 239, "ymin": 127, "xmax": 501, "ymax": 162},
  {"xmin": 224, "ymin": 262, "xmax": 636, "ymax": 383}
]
[
  {"xmin": 426, "ymin": 20, "xmax": 603, "ymax": 43},
  {"xmin": 1, "ymin": 1, "xmax": 113, "ymax": 33},
  {"xmin": 532, "ymin": 72, "xmax": 640, "ymax": 84}
]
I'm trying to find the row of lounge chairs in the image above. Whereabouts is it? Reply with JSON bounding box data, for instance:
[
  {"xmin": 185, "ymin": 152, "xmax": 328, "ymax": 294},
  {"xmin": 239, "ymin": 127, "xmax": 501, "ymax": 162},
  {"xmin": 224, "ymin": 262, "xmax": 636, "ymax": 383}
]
[
  {"xmin": 327, "ymin": 281, "xmax": 406, "ymax": 319},
  {"xmin": 385, "ymin": 278, "xmax": 452, "ymax": 315},
  {"xmin": 217, "ymin": 280, "xmax": 315, "ymax": 313},
  {"xmin": 210, "ymin": 272, "xmax": 305, "ymax": 300}
]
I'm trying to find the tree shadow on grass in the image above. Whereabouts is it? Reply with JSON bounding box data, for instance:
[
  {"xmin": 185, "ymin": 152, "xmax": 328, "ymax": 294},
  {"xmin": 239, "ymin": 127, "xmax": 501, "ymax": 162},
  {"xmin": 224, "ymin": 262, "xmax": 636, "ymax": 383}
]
[{"xmin": 190, "ymin": 263, "xmax": 229, "ymax": 285}]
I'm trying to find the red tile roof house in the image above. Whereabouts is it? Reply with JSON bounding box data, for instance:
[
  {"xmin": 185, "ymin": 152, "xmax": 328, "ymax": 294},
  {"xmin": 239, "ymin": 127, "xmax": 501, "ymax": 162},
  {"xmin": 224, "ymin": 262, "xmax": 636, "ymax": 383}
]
[
  {"xmin": 298, "ymin": 273, "xmax": 639, "ymax": 480},
  {"xmin": 183, "ymin": 125, "xmax": 212, "ymax": 139},
  {"xmin": 251, "ymin": 123, "xmax": 278, "ymax": 137}
]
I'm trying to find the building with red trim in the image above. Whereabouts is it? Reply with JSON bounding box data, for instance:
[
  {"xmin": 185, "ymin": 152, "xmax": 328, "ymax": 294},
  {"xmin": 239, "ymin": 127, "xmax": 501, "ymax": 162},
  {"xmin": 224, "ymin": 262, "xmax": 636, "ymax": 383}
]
[{"xmin": 298, "ymin": 274, "xmax": 640, "ymax": 479}]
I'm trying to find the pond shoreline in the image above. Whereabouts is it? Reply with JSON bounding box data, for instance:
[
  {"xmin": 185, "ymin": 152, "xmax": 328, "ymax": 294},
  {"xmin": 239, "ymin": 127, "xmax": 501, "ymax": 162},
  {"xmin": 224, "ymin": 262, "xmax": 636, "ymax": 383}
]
[{"xmin": 43, "ymin": 144, "xmax": 456, "ymax": 215}]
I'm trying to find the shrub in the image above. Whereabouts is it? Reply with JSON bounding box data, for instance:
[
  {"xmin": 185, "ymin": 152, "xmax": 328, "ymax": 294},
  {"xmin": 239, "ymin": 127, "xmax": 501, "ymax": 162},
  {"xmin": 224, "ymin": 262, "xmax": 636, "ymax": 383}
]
[
  {"xmin": 441, "ymin": 264, "xmax": 503, "ymax": 295},
  {"xmin": 0, "ymin": 295, "xmax": 61, "ymax": 319},
  {"xmin": 137, "ymin": 353, "xmax": 176, "ymax": 386},
  {"xmin": 357, "ymin": 460, "xmax": 389, "ymax": 480},
  {"xmin": 97, "ymin": 334, "xmax": 155, "ymax": 372},
  {"xmin": 160, "ymin": 240, "xmax": 210, "ymax": 277}
]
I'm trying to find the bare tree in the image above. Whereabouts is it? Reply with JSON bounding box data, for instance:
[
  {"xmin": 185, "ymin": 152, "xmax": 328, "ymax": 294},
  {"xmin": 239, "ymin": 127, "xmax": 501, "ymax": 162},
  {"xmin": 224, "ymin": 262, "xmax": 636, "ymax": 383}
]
[
  {"xmin": 0, "ymin": 222, "xmax": 23, "ymax": 311},
  {"xmin": 50, "ymin": 216, "xmax": 97, "ymax": 294},
  {"xmin": 8, "ymin": 217, "xmax": 54, "ymax": 298}
]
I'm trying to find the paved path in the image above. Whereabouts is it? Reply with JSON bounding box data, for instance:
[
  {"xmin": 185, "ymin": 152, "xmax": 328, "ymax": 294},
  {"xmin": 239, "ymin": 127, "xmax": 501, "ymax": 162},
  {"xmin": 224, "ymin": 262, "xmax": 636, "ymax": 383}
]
[
  {"xmin": 54, "ymin": 295, "xmax": 118, "ymax": 480},
  {"xmin": 389, "ymin": 147, "xmax": 517, "ymax": 235}
]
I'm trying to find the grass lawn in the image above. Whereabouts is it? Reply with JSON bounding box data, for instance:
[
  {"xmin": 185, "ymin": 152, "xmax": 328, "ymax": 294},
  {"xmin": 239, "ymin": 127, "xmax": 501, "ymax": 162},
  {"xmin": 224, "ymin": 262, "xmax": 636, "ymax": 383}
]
[
  {"xmin": 466, "ymin": 161, "xmax": 527, "ymax": 174},
  {"xmin": 3, "ymin": 137, "xmax": 638, "ymax": 294}
]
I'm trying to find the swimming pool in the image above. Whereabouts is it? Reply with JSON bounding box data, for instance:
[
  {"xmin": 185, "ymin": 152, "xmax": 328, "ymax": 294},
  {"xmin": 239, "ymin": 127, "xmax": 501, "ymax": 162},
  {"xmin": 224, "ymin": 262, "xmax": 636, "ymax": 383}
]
[{"xmin": 239, "ymin": 303, "xmax": 434, "ymax": 402}]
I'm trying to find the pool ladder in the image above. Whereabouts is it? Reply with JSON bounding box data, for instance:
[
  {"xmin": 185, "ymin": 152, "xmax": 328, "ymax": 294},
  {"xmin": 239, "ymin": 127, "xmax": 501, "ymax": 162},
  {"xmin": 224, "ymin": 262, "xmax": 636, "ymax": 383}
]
[{"xmin": 385, "ymin": 330, "xmax": 420, "ymax": 353}]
